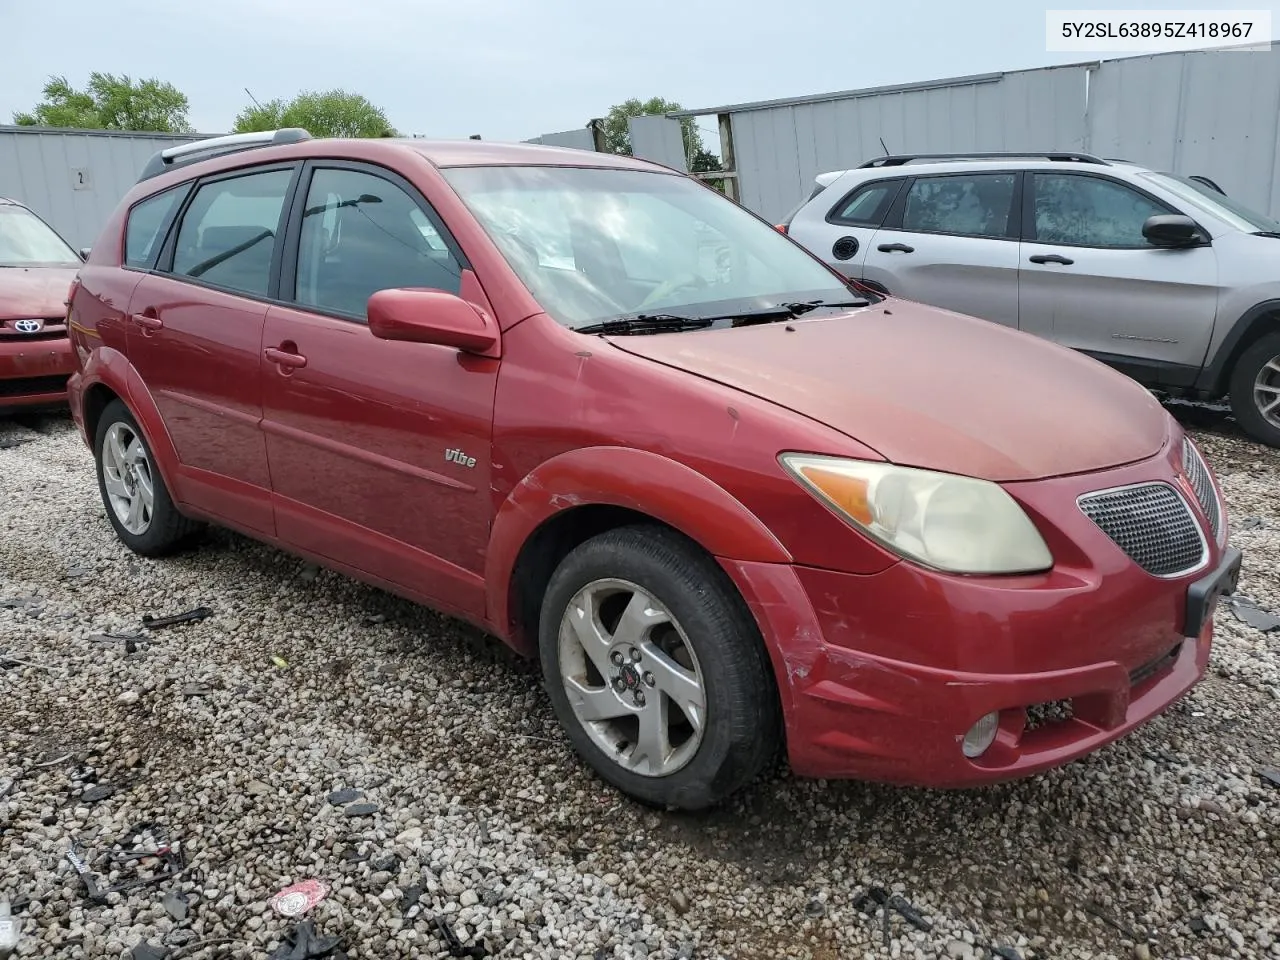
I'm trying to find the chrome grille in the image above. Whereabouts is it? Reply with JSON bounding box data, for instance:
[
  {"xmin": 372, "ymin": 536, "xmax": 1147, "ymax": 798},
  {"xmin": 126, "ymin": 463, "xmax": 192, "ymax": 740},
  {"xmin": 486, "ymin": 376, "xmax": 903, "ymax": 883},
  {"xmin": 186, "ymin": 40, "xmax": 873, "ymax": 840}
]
[
  {"xmin": 1181, "ymin": 438, "xmax": 1221, "ymax": 538},
  {"xmin": 1078, "ymin": 483, "xmax": 1206, "ymax": 577}
]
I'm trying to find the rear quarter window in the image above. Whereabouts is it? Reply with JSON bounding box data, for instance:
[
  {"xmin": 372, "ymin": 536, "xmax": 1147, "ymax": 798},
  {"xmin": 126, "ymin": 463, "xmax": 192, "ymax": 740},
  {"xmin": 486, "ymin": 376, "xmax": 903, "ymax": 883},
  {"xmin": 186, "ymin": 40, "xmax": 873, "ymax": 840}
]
[{"xmin": 125, "ymin": 185, "xmax": 189, "ymax": 269}]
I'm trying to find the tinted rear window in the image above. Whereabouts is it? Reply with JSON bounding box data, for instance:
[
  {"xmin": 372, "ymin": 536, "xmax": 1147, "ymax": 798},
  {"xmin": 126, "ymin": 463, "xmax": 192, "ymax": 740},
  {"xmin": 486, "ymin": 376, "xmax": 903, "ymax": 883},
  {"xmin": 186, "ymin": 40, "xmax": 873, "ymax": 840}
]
[{"xmin": 125, "ymin": 186, "xmax": 188, "ymax": 269}]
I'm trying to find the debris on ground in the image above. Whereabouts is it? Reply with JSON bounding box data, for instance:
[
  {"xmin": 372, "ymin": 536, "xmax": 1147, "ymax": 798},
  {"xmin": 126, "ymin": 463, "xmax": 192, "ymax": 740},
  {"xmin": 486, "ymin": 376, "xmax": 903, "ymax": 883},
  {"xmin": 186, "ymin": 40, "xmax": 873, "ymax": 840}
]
[
  {"xmin": 270, "ymin": 879, "xmax": 329, "ymax": 918},
  {"xmin": 1226, "ymin": 595, "xmax": 1280, "ymax": 632},
  {"xmin": 266, "ymin": 919, "xmax": 344, "ymax": 960},
  {"xmin": 852, "ymin": 886, "xmax": 933, "ymax": 948},
  {"xmin": 326, "ymin": 788, "xmax": 363, "ymax": 806},
  {"xmin": 0, "ymin": 597, "xmax": 41, "ymax": 610},
  {"xmin": 131, "ymin": 941, "xmax": 171, "ymax": 960},
  {"xmin": 141, "ymin": 607, "xmax": 213, "ymax": 630},
  {"xmin": 434, "ymin": 916, "xmax": 488, "ymax": 958},
  {"xmin": 162, "ymin": 889, "xmax": 190, "ymax": 921},
  {"xmin": 0, "ymin": 435, "xmax": 35, "ymax": 450},
  {"xmin": 1261, "ymin": 768, "xmax": 1280, "ymax": 788},
  {"xmin": 1239, "ymin": 517, "xmax": 1266, "ymax": 530},
  {"xmin": 65, "ymin": 825, "xmax": 183, "ymax": 902},
  {"xmin": 81, "ymin": 783, "xmax": 116, "ymax": 803},
  {"xmin": 342, "ymin": 802, "xmax": 378, "ymax": 818},
  {"xmin": 0, "ymin": 899, "xmax": 22, "ymax": 957}
]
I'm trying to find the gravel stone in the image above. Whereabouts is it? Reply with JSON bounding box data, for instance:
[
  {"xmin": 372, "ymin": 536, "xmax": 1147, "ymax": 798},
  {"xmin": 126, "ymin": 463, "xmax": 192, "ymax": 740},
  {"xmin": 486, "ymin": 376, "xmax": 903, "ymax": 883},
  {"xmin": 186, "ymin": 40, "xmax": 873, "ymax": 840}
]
[{"xmin": 2, "ymin": 408, "xmax": 1278, "ymax": 959}]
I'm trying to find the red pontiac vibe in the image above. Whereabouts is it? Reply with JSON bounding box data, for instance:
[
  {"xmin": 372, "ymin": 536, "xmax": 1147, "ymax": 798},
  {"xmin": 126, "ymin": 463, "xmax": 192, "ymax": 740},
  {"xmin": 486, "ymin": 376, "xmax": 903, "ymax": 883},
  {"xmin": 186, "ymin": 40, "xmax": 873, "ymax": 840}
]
[
  {"xmin": 0, "ymin": 197, "xmax": 82, "ymax": 411},
  {"xmin": 66, "ymin": 130, "xmax": 1242, "ymax": 810}
]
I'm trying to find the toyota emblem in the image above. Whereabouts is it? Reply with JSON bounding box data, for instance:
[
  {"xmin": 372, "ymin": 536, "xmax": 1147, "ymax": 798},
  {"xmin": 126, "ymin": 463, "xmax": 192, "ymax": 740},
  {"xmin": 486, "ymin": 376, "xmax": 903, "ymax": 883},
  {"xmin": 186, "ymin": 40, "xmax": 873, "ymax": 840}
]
[{"xmin": 13, "ymin": 319, "xmax": 42, "ymax": 334}]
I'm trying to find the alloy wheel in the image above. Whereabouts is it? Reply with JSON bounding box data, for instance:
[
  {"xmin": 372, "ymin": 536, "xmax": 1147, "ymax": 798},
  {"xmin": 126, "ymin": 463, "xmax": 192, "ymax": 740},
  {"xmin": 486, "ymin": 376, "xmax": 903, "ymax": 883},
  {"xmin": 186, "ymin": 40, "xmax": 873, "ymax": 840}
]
[
  {"xmin": 101, "ymin": 422, "xmax": 154, "ymax": 535},
  {"xmin": 557, "ymin": 578, "xmax": 707, "ymax": 777},
  {"xmin": 1255, "ymin": 353, "xmax": 1280, "ymax": 429}
]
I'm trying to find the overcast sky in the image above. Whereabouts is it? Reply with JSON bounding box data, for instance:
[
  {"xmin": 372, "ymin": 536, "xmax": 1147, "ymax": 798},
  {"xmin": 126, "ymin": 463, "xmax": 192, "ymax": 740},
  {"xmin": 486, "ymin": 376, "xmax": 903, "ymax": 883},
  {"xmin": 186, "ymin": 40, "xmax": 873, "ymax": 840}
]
[{"xmin": 4, "ymin": 0, "xmax": 1279, "ymax": 144}]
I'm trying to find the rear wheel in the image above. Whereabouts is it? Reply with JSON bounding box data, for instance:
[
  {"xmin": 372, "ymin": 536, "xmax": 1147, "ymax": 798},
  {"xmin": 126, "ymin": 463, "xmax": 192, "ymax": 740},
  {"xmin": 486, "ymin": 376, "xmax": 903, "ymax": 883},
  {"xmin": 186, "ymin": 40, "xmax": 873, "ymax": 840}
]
[
  {"xmin": 539, "ymin": 525, "xmax": 781, "ymax": 810},
  {"xmin": 1229, "ymin": 331, "xmax": 1280, "ymax": 448},
  {"xmin": 94, "ymin": 400, "xmax": 201, "ymax": 555}
]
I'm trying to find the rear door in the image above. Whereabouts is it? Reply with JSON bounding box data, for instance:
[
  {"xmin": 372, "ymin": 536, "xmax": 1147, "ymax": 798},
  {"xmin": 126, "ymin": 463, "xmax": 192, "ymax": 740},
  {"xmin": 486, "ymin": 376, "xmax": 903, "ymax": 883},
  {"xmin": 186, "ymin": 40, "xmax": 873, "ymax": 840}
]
[
  {"xmin": 787, "ymin": 176, "xmax": 904, "ymax": 281},
  {"xmin": 1018, "ymin": 172, "xmax": 1219, "ymax": 382},
  {"xmin": 125, "ymin": 164, "xmax": 298, "ymax": 534},
  {"xmin": 863, "ymin": 171, "xmax": 1022, "ymax": 327}
]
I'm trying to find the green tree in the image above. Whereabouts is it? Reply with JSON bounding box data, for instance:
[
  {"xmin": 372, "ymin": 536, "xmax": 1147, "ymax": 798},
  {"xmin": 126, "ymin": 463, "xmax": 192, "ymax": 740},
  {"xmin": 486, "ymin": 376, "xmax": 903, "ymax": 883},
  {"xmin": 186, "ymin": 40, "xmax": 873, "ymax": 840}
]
[
  {"xmin": 13, "ymin": 73, "xmax": 193, "ymax": 132},
  {"xmin": 601, "ymin": 96, "xmax": 706, "ymax": 160},
  {"xmin": 233, "ymin": 90, "xmax": 394, "ymax": 138}
]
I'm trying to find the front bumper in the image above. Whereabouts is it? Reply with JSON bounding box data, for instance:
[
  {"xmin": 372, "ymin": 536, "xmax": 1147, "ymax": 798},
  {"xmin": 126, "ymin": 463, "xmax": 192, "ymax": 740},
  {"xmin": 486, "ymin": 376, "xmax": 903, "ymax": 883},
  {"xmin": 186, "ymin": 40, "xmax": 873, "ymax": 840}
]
[
  {"xmin": 0, "ymin": 335, "xmax": 74, "ymax": 409},
  {"xmin": 725, "ymin": 546, "xmax": 1239, "ymax": 786}
]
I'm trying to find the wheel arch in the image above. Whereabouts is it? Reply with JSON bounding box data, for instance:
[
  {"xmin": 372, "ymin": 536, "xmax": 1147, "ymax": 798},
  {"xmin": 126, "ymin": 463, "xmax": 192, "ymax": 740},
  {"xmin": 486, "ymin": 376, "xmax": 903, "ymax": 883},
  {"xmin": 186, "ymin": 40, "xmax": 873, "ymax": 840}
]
[
  {"xmin": 486, "ymin": 446, "xmax": 791, "ymax": 656},
  {"xmin": 1200, "ymin": 299, "xmax": 1280, "ymax": 398}
]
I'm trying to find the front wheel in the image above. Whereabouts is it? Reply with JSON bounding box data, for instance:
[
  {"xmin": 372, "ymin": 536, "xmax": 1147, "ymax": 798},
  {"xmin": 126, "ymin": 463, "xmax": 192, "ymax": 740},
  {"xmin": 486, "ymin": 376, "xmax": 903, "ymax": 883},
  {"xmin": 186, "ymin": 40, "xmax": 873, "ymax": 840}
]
[
  {"xmin": 539, "ymin": 525, "xmax": 781, "ymax": 810},
  {"xmin": 1229, "ymin": 331, "xmax": 1280, "ymax": 448},
  {"xmin": 94, "ymin": 399, "xmax": 202, "ymax": 555}
]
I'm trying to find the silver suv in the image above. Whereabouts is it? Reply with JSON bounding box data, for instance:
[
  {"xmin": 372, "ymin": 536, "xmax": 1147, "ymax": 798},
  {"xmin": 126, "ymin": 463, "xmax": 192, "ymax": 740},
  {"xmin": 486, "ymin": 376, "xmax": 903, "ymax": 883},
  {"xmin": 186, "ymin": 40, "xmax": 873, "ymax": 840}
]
[{"xmin": 783, "ymin": 152, "xmax": 1280, "ymax": 447}]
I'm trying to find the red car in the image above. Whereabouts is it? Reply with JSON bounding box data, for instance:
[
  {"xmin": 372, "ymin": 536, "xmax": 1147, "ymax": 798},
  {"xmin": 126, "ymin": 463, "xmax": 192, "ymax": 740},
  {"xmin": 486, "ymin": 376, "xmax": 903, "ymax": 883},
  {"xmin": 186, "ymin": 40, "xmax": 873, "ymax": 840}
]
[
  {"xmin": 0, "ymin": 197, "xmax": 81, "ymax": 411},
  {"xmin": 67, "ymin": 130, "xmax": 1242, "ymax": 810}
]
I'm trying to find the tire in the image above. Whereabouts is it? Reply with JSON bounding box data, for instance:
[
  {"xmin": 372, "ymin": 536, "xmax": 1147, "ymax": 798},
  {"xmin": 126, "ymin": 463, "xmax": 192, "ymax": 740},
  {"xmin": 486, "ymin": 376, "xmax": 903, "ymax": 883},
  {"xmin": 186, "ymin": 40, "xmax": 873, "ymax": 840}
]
[
  {"xmin": 538, "ymin": 525, "xmax": 782, "ymax": 810},
  {"xmin": 94, "ymin": 399, "xmax": 201, "ymax": 555},
  {"xmin": 1229, "ymin": 331, "xmax": 1280, "ymax": 448}
]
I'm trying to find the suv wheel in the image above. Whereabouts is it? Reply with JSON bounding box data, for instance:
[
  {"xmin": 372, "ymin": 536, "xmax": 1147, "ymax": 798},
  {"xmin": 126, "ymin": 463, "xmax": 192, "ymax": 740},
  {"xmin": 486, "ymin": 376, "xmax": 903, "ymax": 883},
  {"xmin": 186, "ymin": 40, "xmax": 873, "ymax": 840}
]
[
  {"xmin": 1229, "ymin": 331, "xmax": 1280, "ymax": 447},
  {"xmin": 539, "ymin": 525, "xmax": 781, "ymax": 810},
  {"xmin": 94, "ymin": 400, "xmax": 202, "ymax": 555}
]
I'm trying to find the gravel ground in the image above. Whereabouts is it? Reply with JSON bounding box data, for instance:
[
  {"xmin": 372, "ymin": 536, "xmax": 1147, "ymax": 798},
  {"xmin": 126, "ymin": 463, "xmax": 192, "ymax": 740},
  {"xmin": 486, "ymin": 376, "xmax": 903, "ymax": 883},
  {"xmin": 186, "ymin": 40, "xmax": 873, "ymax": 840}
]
[{"xmin": 0, "ymin": 407, "xmax": 1277, "ymax": 960}]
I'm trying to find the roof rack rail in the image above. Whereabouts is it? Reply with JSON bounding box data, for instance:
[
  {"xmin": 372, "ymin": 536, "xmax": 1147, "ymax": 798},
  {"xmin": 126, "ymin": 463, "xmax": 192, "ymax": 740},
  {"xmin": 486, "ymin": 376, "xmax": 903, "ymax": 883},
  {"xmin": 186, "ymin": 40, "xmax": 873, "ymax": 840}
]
[
  {"xmin": 858, "ymin": 152, "xmax": 1110, "ymax": 168},
  {"xmin": 137, "ymin": 128, "xmax": 312, "ymax": 182}
]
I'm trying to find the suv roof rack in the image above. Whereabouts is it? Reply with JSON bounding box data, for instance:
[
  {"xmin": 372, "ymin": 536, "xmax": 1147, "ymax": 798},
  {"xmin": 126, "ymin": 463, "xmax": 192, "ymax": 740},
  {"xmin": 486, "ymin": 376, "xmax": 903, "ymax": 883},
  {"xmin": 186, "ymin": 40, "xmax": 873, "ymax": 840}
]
[
  {"xmin": 859, "ymin": 152, "xmax": 1110, "ymax": 168},
  {"xmin": 137, "ymin": 128, "xmax": 312, "ymax": 182}
]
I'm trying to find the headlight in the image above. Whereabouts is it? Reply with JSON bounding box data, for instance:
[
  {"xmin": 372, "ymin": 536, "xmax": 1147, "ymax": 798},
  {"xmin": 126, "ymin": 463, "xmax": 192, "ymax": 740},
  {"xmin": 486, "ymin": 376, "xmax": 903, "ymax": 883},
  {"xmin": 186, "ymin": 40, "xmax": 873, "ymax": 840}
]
[{"xmin": 780, "ymin": 454, "xmax": 1053, "ymax": 574}]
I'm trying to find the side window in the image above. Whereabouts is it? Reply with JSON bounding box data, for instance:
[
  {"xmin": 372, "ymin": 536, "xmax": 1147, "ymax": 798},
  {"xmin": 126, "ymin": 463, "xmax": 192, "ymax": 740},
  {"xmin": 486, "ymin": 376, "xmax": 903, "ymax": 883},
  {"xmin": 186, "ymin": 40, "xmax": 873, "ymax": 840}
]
[
  {"xmin": 294, "ymin": 167, "xmax": 462, "ymax": 320},
  {"xmin": 1033, "ymin": 174, "xmax": 1173, "ymax": 247},
  {"xmin": 171, "ymin": 169, "xmax": 292, "ymax": 296},
  {"xmin": 125, "ymin": 186, "xmax": 187, "ymax": 269},
  {"xmin": 900, "ymin": 173, "xmax": 1017, "ymax": 238},
  {"xmin": 829, "ymin": 180, "xmax": 900, "ymax": 226}
]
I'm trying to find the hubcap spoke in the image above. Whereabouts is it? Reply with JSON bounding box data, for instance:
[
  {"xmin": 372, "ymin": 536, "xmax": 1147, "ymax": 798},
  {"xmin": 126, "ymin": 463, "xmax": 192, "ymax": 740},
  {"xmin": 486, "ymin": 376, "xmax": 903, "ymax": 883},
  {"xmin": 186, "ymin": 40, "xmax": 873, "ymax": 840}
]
[
  {"xmin": 125, "ymin": 490, "xmax": 145, "ymax": 530},
  {"xmin": 136, "ymin": 464, "xmax": 155, "ymax": 512},
  {"xmin": 1262, "ymin": 395, "xmax": 1280, "ymax": 417},
  {"xmin": 1265, "ymin": 358, "xmax": 1280, "ymax": 377},
  {"xmin": 565, "ymin": 591, "xmax": 616, "ymax": 677},
  {"xmin": 103, "ymin": 471, "xmax": 129, "ymax": 499},
  {"xmin": 564, "ymin": 677, "xmax": 632, "ymax": 722},
  {"xmin": 108, "ymin": 429, "xmax": 129, "ymax": 471},
  {"xmin": 630, "ymin": 695, "xmax": 671, "ymax": 775},
  {"xmin": 642, "ymin": 642, "xmax": 705, "ymax": 732},
  {"xmin": 611, "ymin": 591, "xmax": 669, "ymax": 648}
]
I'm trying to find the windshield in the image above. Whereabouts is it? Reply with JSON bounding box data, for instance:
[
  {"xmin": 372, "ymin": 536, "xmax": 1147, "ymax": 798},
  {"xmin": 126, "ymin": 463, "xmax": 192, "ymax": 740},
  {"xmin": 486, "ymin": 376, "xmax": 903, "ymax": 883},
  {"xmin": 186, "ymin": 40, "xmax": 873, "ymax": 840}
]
[
  {"xmin": 1141, "ymin": 172, "xmax": 1280, "ymax": 234},
  {"xmin": 441, "ymin": 165, "xmax": 858, "ymax": 329},
  {"xmin": 0, "ymin": 204, "xmax": 80, "ymax": 267}
]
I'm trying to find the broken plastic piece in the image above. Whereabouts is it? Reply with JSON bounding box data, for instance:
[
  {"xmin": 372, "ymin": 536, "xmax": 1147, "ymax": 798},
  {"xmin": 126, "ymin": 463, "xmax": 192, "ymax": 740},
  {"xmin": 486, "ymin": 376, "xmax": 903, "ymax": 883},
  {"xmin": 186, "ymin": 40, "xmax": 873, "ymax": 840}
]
[
  {"xmin": 131, "ymin": 941, "xmax": 170, "ymax": 960},
  {"xmin": 342, "ymin": 802, "xmax": 378, "ymax": 817},
  {"xmin": 433, "ymin": 917, "xmax": 488, "ymax": 958},
  {"xmin": 0, "ymin": 899, "xmax": 22, "ymax": 956},
  {"xmin": 162, "ymin": 890, "xmax": 189, "ymax": 922},
  {"xmin": 266, "ymin": 920, "xmax": 343, "ymax": 960},
  {"xmin": 327, "ymin": 788, "xmax": 363, "ymax": 806},
  {"xmin": 82, "ymin": 784, "xmax": 116, "ymax": 803},
  {"xmin": 141, "ymin": 607, "xmax": 213, "ymax": 630},
  {"xmin": 1226, "ymin": 596, "xmax": 1280, "ymax": 632},
  {"xmin": 270, "ymin": 879, "xmax": 329, "ymax": 918},
  {"xmin": 1260, "ymin": 768, "xmax": 1280, "ymax": 788},
  {"xmin": 271, "ymin": 655, "xmax": 289, "ymax": 669}
]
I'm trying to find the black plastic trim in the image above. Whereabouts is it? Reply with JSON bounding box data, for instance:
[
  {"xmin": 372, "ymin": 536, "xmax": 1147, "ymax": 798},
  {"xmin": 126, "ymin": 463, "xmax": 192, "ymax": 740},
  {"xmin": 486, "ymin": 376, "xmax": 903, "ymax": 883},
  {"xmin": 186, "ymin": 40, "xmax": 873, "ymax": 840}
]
[
  {"xmin": 1184, "ymin": 546, "xmax": 1241, "ymax": 638},
  {"xmin": 1195, "ymin": 299, "xmax": 1280, "ymax": 397},
  {"xmin": 1079, "ymin": 350, "xmax": 1201, "ymax": 388}
]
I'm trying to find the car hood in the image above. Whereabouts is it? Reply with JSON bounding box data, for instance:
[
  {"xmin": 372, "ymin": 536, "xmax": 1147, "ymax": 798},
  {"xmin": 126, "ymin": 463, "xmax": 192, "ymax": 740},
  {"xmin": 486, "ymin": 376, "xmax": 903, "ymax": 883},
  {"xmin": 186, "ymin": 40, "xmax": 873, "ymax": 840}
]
[
  {"xmin": 603, "ymin": 300, "xmax": 1170, "ymax": 482},
  {"xmin": 0, "ymin": 265, "xmax": 79, "ymax": 319}
]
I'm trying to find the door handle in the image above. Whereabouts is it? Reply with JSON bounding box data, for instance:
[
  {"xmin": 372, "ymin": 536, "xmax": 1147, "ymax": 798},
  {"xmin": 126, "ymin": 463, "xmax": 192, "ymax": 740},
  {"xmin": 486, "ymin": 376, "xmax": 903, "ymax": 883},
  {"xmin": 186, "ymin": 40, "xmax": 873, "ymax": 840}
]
[
  {"xmin": 131, "ymin": 312, "xmax": 163, "ymax": 331},
  {"xmin": 1029, "ymin": 254, "xmax": 1074, "ymax": 265},
  {"xmin": 264, "ymin": 346, "xmax": 307, "ymax": 369},
  {"xmin": 877, "ymin": 242, "xmax": 915, "ymax": 253}
]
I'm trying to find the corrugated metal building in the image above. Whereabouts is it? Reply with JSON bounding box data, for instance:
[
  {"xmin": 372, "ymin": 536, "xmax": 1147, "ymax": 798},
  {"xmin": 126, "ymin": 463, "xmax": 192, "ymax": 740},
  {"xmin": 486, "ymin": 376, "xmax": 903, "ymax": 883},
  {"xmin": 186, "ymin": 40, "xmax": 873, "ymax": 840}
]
[
  {"xmin": 671, "ymin": 44, "xmax": 1280, "ymax": 223},
  {"xmin": 0, "ymin": 127, "xmax": 206, "ymax": 248}
]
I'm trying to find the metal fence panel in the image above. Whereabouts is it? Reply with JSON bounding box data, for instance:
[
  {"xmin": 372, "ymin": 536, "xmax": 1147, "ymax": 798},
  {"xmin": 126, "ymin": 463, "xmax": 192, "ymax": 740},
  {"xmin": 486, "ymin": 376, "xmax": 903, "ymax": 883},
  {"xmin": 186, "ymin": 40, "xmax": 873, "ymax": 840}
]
[
  {"xmin": 0, "ymin": 128, "xmax": 202, "ymax": 247},
  {"xmin": 627, "ymin": 115, "xmax": 687, "ymax": 171},
  {"xmin": 524, "ymin": 129, "xmax": 596, "ymax": 151}
]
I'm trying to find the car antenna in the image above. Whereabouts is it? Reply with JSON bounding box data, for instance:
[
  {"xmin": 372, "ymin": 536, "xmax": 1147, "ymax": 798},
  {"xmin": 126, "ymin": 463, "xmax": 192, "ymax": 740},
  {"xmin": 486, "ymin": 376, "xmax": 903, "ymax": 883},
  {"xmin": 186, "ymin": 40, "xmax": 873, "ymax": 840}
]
[{"xmin": 879, "ymin": 137, "xmax": 890, "ymax": 156}]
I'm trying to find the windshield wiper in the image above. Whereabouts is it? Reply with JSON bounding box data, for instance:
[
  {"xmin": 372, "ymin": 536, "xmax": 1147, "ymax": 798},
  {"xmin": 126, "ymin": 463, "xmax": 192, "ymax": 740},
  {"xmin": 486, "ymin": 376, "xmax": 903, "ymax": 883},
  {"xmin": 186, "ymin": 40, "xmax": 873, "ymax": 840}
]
[
  {"xmin": 574, "ymin": 314, "xmax": 715, "ymax": 335},
  {"xmin": 729, "ymin": 298, "xmax": 871, "ymax": 326},
  {"xmin": 1253, "ymin": 231, "xmax": 1280, "ymax": 239}
]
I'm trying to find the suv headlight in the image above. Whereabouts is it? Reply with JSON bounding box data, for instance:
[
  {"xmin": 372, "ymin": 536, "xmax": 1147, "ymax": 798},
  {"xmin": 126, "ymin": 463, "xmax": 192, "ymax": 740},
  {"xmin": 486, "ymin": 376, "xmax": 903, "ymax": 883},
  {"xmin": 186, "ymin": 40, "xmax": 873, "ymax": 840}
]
[{"xmin": 780, "ymin": 454, "xmax": 1053, "ymax": 574}]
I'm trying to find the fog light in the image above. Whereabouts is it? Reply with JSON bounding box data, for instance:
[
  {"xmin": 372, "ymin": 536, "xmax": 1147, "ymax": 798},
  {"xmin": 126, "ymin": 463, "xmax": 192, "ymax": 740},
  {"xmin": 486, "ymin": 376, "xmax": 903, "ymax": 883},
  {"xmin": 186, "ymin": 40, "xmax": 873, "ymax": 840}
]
[{"xmin": 962, "ymin": 711, "xmax": 1000, "ymax": 758}]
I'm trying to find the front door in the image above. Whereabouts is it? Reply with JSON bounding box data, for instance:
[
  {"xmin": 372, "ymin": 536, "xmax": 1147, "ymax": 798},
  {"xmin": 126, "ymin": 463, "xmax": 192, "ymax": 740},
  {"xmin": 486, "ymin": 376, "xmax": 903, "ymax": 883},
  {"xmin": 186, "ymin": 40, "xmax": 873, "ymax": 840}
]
[
  {"xmin": 863, "ymin": 171, "xmax": 1022, "ymax": 328},
  {"xmin": 260, "ymin": 162, "xmax": 498, "ymax": 618},
  {"xmin": 1018, "ymin": 172, "xmax": 1220, "ymax": 381},
  {"xmin": 126, "ymin": 164, "xmax": 297, "ymax": 534}
]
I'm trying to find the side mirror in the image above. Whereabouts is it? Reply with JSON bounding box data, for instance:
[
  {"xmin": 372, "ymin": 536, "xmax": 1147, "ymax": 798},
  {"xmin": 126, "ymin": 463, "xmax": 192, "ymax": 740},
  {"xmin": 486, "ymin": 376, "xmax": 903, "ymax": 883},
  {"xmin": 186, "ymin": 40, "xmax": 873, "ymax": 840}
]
[
  {"xmin": 79, "ymin": 247, "xmax": 90, "ymax": 261},
  {"xmin": 1143, "ymin": 214, "xmax": 1203, "ymax": 247},
  {"xmin": 367, "ymin": 288, "xmax": 498, "ymax": 354}
]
